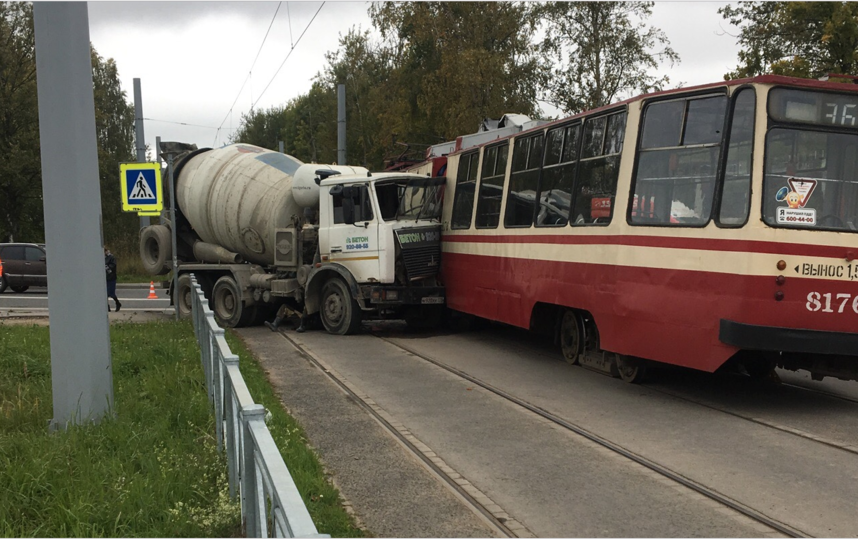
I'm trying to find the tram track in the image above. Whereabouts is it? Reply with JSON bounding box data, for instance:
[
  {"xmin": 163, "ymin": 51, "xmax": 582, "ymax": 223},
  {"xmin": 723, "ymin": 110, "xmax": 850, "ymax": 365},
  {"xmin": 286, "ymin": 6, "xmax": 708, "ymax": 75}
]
[
  {"xmin": 274, "ymin": 330, "xmax": 524, "ymax": 538},
  {"xmin": 638, "ymin": 380, "xmax": 858, "ymax": 457},
  {"xmin": 778, "ymin": 381, "xmax": 858, "ymax": 406},
  {"xmin": 370, "ymin": 333, "xmax": 811, "ymax": 539}
]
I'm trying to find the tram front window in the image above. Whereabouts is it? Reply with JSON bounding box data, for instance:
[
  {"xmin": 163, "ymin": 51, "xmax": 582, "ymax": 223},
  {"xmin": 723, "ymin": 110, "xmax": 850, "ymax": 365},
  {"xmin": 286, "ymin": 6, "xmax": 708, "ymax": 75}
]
[{"xmin": 762, "ymin": 128, "xmax": 858, "ymax": 231}]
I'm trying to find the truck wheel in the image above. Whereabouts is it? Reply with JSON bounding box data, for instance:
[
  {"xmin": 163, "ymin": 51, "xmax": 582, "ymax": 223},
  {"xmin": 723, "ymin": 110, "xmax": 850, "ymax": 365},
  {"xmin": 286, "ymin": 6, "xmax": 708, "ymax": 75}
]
[
  {"xmin": 140, "ymin": 225, "xmax": 172, "ymax": 275},
  {"xmin": 320, "ymin": 278, "xmax": 362, "ymax": 335},
  {"xmin": 175, "ymin": 274, "xmax": 194, "ymax": 319},
  {"xmin": 0, "ymin": 273, "xmax": 7, "ymax": 293},
  {"xmin": 212, "ymin": 276, "xmax": 255, "ymax": 328}
]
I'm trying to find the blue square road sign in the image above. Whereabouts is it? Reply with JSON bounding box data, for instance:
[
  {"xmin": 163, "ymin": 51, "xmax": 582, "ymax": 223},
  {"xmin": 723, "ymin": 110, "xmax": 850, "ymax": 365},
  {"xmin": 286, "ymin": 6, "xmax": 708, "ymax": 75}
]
[{"xmin": 120, "ymin": 162, "xmax": 163, "ymax": 212}]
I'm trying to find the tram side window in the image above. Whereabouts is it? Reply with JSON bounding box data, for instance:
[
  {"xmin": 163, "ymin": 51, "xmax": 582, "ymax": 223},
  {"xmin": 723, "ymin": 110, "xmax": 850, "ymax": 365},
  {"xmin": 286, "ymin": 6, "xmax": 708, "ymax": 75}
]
[
  {"xmin": 475, "ymin": 143, "xmax": 509, "ymax": 228},
  {"xmin": 718, "ymin": 89, "xmax": 756, "ymax": 226},
  {"xmin": 504, "ymin": 134, "xmax": 543, "ymax": 227},
  {"xmin": 570, "ymin": 111, "xmax": 626, "ymax": 226},
  {"xmin": 631, "ymin": 94, "xmax": 727, "ymax": 226},
  {"xmin": 451, "ymin": 152, "xmax": 480, "ymax": 229},
  {"xmin": 536, "ymin": 123, "xmax": 581, "ymax": 227}
]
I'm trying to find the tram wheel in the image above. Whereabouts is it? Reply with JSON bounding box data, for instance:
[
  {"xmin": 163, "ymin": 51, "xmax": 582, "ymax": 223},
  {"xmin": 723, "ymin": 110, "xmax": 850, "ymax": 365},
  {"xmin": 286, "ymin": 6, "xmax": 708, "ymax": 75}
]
[
  {"xmin": 742, "ymin": 354, "xmax": 778, "ymax": 381},
  {"xmin": 616, "ymin": 354, "xmax": 647, "ymax": 384},
  {"xmin": 559, "ymin": 310, "xmax": 583, "ymax": 365}
]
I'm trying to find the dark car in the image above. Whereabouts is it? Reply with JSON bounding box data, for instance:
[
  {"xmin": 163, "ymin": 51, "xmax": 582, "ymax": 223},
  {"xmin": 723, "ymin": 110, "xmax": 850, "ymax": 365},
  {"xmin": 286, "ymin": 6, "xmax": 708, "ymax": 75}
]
[{"xmin": 0, "ymin": 243, "xmax": 47, "ymax": 293}]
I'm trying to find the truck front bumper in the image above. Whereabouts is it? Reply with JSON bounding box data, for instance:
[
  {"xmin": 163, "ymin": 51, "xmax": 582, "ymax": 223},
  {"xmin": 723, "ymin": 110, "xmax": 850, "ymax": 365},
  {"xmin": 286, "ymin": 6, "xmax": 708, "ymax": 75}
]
[{"xmin": 363, "ymin": 285, "xmax": 445, "ymax": 306}]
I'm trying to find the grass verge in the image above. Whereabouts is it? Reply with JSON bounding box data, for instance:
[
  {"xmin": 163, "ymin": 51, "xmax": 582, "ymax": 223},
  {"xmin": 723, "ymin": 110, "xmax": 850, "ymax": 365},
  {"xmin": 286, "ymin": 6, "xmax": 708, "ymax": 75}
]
[
  {"xmin": 114, "ymin": 245, "xmax": 161, "ymax": 284},
  {"xmin": 0, "ymin": 320, "xmax": 364, "ymax": 537}
]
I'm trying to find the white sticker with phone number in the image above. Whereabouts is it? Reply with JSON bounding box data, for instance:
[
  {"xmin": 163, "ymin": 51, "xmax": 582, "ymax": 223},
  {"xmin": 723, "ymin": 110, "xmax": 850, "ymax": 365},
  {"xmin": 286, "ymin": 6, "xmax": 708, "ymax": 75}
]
[
  {"xmin": 777, "ymin": 207, "xmax": 816, "ymax": 225},
  {"xmin": 806, "ymin": 292, "xmax": 858, "ymax": 313}
]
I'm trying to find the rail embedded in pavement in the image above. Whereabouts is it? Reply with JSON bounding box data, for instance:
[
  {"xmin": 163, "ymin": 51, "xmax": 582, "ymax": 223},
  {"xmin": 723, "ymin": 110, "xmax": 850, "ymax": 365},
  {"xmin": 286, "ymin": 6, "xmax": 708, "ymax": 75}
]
[{"xmin": 189, "ymin": 274, "xmax": 327, "ymax": 539}]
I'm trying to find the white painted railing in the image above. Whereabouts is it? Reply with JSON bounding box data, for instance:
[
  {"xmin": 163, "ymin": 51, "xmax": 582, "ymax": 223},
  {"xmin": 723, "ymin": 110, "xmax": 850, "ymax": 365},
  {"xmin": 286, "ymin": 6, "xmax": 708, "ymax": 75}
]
[{"xmin": 189, "ymin": 274, "xmax": 328, "ymax": 538}]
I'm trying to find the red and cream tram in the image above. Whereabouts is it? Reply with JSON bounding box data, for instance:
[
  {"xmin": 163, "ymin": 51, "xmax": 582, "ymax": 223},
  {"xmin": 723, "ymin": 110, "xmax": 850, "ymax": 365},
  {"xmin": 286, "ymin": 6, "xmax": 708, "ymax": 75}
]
[{"xmin": 416, "ymin": 75, "xmax": 858, "ymax": 383}]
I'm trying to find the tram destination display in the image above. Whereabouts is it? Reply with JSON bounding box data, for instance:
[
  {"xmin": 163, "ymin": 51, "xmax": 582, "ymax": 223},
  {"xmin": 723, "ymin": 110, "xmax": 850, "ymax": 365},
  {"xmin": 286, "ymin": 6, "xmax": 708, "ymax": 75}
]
[{"xmin": 770, "ymin": 88, "xmax": 858, "ymax": 128}]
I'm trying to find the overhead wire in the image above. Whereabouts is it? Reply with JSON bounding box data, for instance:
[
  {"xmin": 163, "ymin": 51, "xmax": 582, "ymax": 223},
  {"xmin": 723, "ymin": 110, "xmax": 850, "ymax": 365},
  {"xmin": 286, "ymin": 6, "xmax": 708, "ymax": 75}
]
[
  {"xmin": 251, "ymin": 2, "xmax": 325, "ymax": 111},
  {"xmin": 212, "ymin": 2, "xmax": 283, "ymax": 147},
  {"xmin": 144, "ymin": 117, "xmax": 236, "ymax": 131}
]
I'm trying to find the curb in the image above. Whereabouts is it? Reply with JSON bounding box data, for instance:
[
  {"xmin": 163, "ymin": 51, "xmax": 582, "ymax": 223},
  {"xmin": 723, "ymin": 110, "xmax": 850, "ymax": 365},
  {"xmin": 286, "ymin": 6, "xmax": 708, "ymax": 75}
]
[{"xmin": 117, "ymin": 282, "xmax": 169, "ymax": 289}]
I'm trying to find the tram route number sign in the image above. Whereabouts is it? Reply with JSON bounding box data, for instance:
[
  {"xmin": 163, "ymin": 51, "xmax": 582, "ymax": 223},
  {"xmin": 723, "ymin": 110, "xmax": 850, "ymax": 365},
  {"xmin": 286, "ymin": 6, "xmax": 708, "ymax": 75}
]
[{"xmin": 120, "ymin": 162, "xmax": 163, "ymax": 213}]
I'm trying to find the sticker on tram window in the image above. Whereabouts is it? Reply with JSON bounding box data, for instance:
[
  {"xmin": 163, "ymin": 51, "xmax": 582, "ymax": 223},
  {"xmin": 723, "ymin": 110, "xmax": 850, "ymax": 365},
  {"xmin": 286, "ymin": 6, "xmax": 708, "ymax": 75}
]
[
  {"xmin": 806, "ymin": 292, "xmax": 858, "ymax": 314},
  {"xmin": 777, "ymin": 207, "xmax": 816, "ymax": 225},
  {"xmin": 775, "ymin": 177, "xmax": 818, "ymax": 210}
]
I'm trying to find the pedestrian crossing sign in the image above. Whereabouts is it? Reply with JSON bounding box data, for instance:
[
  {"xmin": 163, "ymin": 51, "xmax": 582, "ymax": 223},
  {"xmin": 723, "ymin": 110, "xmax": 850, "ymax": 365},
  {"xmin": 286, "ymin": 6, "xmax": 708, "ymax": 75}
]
[{"xmin": 120, "ymin": 162, "xmax": 163, "ymax": 212}]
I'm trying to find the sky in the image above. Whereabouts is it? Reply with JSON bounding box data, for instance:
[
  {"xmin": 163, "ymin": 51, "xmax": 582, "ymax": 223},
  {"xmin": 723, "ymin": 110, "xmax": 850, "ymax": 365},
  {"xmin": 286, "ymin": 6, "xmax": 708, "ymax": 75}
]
[{"xmin": 86, "ymin": 1, "xmax": 744, "ymax": 156}]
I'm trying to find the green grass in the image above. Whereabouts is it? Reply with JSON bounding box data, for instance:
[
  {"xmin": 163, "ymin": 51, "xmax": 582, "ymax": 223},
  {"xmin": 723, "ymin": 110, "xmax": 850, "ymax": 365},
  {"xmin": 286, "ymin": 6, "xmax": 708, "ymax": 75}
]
[
  {"xmin": 0, "ymin": 321, "xmax": 365, "ymax": 538},
  {"xmin": 113, "ymin": 245, "xmax": 159, "ymax": 284}
]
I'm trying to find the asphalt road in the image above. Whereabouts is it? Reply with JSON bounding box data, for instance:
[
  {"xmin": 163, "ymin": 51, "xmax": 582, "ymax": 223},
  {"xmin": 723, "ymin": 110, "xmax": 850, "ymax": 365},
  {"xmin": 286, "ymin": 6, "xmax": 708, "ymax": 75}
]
[{"xmin": 0, "ymin": 285, "xmax": 173, "ymax": 316}]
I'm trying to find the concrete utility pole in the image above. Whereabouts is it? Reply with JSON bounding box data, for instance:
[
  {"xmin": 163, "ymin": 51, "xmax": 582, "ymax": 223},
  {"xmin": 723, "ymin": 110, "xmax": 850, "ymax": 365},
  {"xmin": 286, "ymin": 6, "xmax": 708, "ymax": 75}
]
[
  {"xmin": 337, "ymin": 84, "xmax": 346, "ymax": 165},
  {"xmin": 133, "ymin": 78, "xmax": 150, "ymax": 228},
  {"xmin": 279, "ymin": 140, "xmax": 284, "ymax": 154},
  {"xmin": 34, "ymin": 2, "xmax": 113, "ymax": 429}
]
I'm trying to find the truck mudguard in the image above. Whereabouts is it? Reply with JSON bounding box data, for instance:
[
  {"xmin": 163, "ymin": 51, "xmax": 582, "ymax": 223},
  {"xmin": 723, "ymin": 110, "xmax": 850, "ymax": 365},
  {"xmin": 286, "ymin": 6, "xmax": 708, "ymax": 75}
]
[{"xmin": 304, "ymin": 263, "xmax": 364, "ymax": 315}]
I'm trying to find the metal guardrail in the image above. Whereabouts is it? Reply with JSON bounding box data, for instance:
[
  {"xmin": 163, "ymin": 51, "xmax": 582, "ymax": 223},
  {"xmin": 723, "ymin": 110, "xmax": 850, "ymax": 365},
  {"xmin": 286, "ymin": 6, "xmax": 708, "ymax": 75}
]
[{"xmin": 189, "ymin": 274, "xmax": 328, "ymax": 539}]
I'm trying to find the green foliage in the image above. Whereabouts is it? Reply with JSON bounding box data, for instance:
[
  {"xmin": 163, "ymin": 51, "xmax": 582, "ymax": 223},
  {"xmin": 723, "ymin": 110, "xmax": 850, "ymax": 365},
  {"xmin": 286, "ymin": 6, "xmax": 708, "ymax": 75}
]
[
  {"xmin": 235, "ymin": 2, "xmax": 544, "ymax": 169},
  {"xmin": 0, "ymin": 321, "xmax": 365, "ymax": 537},
  {"xmin": 369, "ymin": 2, "xmax": 542, "ymax": 150},
  {"xmin": 92, "ymin": 49, "xmax": 138, "ymax": 255},
  {"xmin": 0, "ymin": 3, "xmax": 41, "ymax": 243},
  {"xmin": 0, "ymin": 4, "xmax": 136, "ymax": 251},
  {"xmin": 720, "ymin": 2, "xmax": 858, "ymax": 80},
  {"xmin": 233, "ymin": 81, "xmax": 339, "ymax": 165},
  {"xmin": 536, "ymin": 1, "xmax": 679, "ymax": 115}
]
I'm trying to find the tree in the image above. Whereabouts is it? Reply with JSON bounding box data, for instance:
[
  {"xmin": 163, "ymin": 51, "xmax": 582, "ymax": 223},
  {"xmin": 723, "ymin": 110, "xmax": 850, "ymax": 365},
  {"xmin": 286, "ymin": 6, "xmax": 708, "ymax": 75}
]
[
  {"xmin": 91, "ymin": 49, "xmax": 137, "ymax": 254},
  {"xmin": 536, "ymin": 2, "xmax": 679, "ymax": 115},
  {"xmin": 0, "ymin": 3, "xmax": 40, "ymax": 242},
  {"xmin": 720, "ymin": 2, "xmax": 858, "ymax": 80},
  {"xmin": 0, "ymin": 2, "xmax": 137, "ymax": 251},
  {"xmin": 320, "ymin": 28, "xmax": 393, "ymax": 168},
  {"xmin": 369, "ymin": 2, "xmax": 543, "ymax": 144},
  {"xmin": 232, "ymin": 82, "xmax": 338, "ymax": 164}
]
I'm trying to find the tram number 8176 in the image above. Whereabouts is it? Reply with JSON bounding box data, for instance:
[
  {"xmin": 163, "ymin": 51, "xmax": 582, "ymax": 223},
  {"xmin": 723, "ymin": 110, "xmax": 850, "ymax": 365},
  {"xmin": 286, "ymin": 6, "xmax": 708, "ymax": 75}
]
[{"xmin": 806, "ymin": 292, "xmax": 858, "ymax": 314}]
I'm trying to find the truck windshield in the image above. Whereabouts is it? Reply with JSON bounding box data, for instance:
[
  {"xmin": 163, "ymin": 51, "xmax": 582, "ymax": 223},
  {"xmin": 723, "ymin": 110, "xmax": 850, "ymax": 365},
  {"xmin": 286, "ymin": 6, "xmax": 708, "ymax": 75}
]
[
  {"xmin": 375, "ymin": 178, "xmax": 445, "ymax": 222},
  {"xmin": 762, "ymin": 127, "xmax": 858, "ymax": 232}
]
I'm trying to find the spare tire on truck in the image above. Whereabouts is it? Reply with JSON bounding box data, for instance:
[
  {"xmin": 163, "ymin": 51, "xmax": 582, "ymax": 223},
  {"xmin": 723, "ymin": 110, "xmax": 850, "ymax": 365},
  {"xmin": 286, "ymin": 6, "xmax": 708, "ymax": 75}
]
[{"xmin": 140, "ymin": 225, "xmax": 172, "ymax": 275}]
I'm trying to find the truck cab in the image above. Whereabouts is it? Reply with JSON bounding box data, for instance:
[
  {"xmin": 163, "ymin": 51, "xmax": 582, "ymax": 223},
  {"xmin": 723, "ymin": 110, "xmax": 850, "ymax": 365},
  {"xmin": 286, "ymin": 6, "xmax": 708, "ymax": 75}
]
[{"xmin": 308, "ymin": 172, "xmax": 445, "ymax": 332}]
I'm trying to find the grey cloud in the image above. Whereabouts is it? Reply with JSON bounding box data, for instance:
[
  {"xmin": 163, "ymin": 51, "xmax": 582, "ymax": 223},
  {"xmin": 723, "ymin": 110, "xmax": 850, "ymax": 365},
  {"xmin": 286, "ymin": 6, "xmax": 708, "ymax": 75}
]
[{"xmin": 87, "ymin": 1, "xmax": 368, "ymax": 31}]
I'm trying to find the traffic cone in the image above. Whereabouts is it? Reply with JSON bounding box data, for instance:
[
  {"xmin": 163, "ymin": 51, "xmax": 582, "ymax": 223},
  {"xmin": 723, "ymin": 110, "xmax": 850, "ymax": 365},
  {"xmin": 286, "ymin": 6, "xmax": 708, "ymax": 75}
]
[{"xmin": 147, "ymin": 281, "xmax": 158, "ymax": 299}]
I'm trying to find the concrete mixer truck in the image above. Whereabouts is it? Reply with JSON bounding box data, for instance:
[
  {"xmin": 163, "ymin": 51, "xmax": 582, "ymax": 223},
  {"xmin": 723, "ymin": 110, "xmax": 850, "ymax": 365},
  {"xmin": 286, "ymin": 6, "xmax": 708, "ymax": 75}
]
[{"xmin": 139, "ymin": 143, "xmax": 445, "ymax": 333}]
